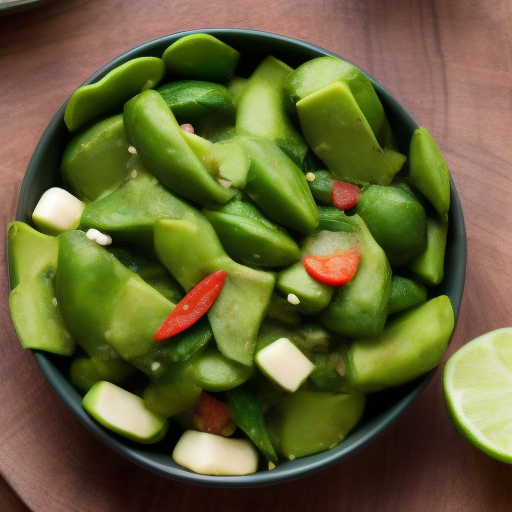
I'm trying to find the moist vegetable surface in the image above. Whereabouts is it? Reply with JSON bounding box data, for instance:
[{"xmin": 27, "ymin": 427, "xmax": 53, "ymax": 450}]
[{"xmin": 7, "ymin": 33, "xmax": 455, "ymax": 477}]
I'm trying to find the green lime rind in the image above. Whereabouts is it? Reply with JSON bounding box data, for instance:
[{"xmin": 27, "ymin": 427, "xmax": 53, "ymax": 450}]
[{"xmin": 443, "ymin": 327, "xmax": 512, "ymax": 464}]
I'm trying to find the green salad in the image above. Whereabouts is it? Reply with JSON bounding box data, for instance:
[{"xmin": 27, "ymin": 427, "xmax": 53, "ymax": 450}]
[{"xmin": 7, "ymin": 33, "xmax": 454, "ymax": 476}]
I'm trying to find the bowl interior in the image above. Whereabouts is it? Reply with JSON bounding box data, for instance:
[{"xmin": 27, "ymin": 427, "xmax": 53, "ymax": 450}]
[{"xmin": 16, "ymin": 29, "xmax": 466, "ymax": 488}]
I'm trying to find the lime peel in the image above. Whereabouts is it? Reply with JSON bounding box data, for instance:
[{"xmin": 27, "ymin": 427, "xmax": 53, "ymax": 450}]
[{"xmin": 443, "ymin": 327, "xmax": 512, "ymax": 463}]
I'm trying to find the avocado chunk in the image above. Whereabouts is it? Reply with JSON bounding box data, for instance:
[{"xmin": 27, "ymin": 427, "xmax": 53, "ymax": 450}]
[
  {"xmin": 297, "ymin": 81, "xmax": 402, "ymax": 185},
  {"xmin": 283, "ymin": 55, "xmax": 385, "ymax": 137}
]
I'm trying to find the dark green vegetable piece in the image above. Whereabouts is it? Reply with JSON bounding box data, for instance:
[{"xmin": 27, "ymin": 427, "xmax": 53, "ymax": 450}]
[
  {"xmin": 306, "ymin": 170, "xmax": 334, "ymax": 204},
  {"xmin": 266, "ymin": 390, "xmax": 366, "ymax": 459},
  {"xmin": 123, "ymin": 89, "xmax": 234, "ymax": 206},
  {"xmin": 241, "ymin": 138, "xmax": 319, "ymax": 235},
  {"xmin": 143, "ymin": 375, "xmax": 202, "ymax": 418},
  {"xmin": 64, "ymin": 57, "xmax": 165, "ymax": 132},
  {"xmin": 309, "ymin": 351, "xmax": 350, "ymax": 393},
  {"xmin": 157, "ymin": 80, "xmax": 235, "ymax": 121},
  {"xmin": 356, "ymin": 184, "xmax": 427, "ymax": 267},
  {"xmin": 70, "ymin": 356, "xmax": 136, "ymax": 391},
  {"xmin": 187, "ymin": 346, "xmax": 254, "ymax": 392},
  {"xmin": 203, "ymin": 200, "xmax": 301, "ymax": 268},
  {"xmin": 79, "ymin": 167, "xmax": 216, "ymax": 249},
  {"xmin": 162, "ymin": 34, "xmax": 240, "ymax": 82},
  {"xmin": 227, "ymin": 383, "xmax": 279, "ymax": 464},
  {"xmin": 387, "ymin": 275, "xmax": 428, "ymax": 314}
]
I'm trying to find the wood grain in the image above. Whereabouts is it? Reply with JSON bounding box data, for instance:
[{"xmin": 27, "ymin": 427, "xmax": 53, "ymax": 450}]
[{"xmin": 1, "ymin": 0, "xmax": 512, "ymax": 510}]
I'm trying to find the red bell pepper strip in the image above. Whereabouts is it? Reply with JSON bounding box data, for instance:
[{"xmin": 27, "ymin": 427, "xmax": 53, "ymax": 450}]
[
  {"xmin": 331, "ymin": 180, "xmax": 361, "ymax": 210},
  {"xmin": 302, "ymin": 248, "xmax": 361, "ymax": 286},
  {"xmin": 153, "ymin": 270, "xmax": 227, "ymax": 341}
]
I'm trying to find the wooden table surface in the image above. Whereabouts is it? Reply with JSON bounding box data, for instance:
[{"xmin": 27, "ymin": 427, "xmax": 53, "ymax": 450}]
[{"xmin": 1, "ymin": 0, "xmax": 512, "ymax": 510}]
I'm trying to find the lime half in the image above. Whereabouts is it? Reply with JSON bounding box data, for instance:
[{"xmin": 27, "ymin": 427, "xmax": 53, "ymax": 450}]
[{"xmin": 443, "ymin": 328, "xmax": 512, "ymax": 463}]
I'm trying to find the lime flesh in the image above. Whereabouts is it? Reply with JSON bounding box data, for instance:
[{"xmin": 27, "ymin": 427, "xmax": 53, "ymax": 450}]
[{"xmin": 443, "ymin": 328, "xmax": 512, "ymax": 463}]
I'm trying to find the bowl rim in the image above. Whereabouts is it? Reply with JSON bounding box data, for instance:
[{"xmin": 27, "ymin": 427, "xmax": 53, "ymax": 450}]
[{"xmin": 16, "ymin": 28, "xmax": 467, "ymax": 488}]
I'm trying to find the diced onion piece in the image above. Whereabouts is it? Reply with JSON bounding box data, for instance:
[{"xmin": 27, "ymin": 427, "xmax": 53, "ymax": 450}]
[
  {"xmin": 255, "ymin": 337, "xmax": 315, "ymax": 392},
  {"xmin": 172, "ymin": 430, "xmax": 259, "ymax": 475},
  {"xmin": 32, "ymin": 187, "xmax": 85, "ymax": 235}
]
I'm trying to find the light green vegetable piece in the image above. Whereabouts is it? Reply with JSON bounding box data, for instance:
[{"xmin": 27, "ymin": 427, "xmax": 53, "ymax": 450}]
[
  {"xmin": 162, "ymin": 34, "xmax": 240, "ymax": 82},
  {"xmin": 236, "ymin": 56, "xmax": 308, "ymax": 165},
  {"xmin": 276, "ymin": 262, "xmax": 334, "ymax": 315},
  {"xmin": 408, "ymin": 215, "xmax": 449, "ymax": 285},
  {"xmin": 64, "ymin": 57, "xmax": 165, "ymax": 132},
  {"xmin": 409, "ymin": 127, "xmax": 451, "ymax": 217},
  {"xmin": 61, "ymin": 114, "xmax": 133, "ymax": 202},
  {"xmin": 7, "ymin": 222, "xmax": 76, "ymax": 356},
  {"xmin": 297, "ymin": 81, "xmax": 401, "ymax": 185},
  {"xmin": 347, "ymin": 295, "xmax": 454, "ymax": 393},
  {"xmin": 266, "ymin": 390, "xmax": 366, "ymax": 459},
  {"xmin": 83, "ymin": 381, "xmax": 169, "ymax": 443},
  {"xmin": 79, "ymin": 168, "xmax": 212, "ymax": 249},
  {"xmin": 283, "ymin": 55, "xmax": 385, "ymax": 137}
]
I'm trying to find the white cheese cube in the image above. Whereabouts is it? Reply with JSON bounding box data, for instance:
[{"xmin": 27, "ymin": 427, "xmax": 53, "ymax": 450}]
[
  {"xmin": 172, "ymin": 430, "xmax": 259, "ymax": 476},
  {"xmin": 32, "ymin": 187, "xmax": 85, "ymax": 235},
  {"xmin": 255, "ymin": 337, "xmax": 315, "ymax": 392},
  {"xmin": 82, "ymin": 381, "xmax": 168, "ymax": 443}
]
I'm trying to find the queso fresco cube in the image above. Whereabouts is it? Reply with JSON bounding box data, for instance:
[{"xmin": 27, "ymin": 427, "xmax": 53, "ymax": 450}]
[{"xmin": 255, "ymin": 337, "xmax": 315, "ymax": 392}]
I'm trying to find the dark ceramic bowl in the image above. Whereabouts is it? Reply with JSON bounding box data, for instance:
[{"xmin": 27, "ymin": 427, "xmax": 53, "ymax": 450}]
[{"xmin": 14, "ymin": 29, "xmax": 466, "ymax": 488}]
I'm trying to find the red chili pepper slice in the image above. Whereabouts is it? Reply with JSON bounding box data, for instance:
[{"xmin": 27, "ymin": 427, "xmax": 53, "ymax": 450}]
[
  {"xmin": 193, "ymin": 392, "xmax": 236, "ymax": 436},
  {"xmin": 302, "ymin": 248, "xmax": 361, "ymax": 286},
  {"xmin": 153, "ymin": 270, "xmax": 227, "ymax": 341},
  {"xmin": 331, "ymin": 180, "xmax": 361, "ymax": 210}
]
